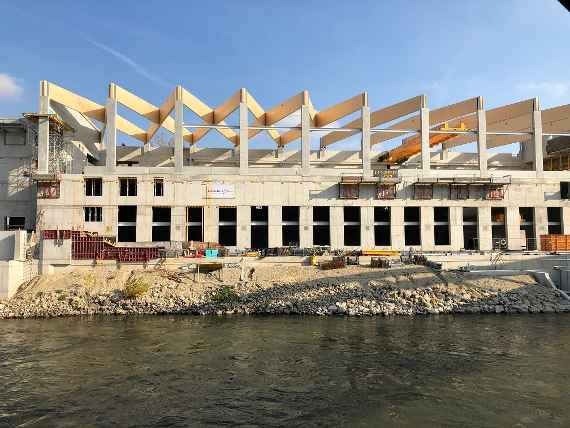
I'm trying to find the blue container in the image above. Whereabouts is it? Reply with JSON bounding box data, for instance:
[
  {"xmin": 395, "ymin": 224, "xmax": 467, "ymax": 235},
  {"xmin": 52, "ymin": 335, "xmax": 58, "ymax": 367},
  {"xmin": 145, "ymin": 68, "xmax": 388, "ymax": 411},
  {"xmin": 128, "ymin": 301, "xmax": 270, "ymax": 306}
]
[{"xmin": 205, "ymin": 249, "xmax": 219, "ymax": 258}]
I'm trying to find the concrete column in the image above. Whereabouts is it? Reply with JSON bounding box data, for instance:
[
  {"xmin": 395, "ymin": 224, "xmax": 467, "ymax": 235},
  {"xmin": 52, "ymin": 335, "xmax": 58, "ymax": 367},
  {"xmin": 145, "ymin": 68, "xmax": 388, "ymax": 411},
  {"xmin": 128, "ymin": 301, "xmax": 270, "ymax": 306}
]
[
  {"xmin": 420, "ymin": 96, "xmax": 430, "ymax": 174},
  {"xmin": 361, "ymin": 103, "xmax": 371, "ymax": 178},
  {"xmin": 203, "ymin": 206, "xmax": 219, "ymax": 243},
  {"xmin": 171, "ymin": 206, "xmax": 186, "ymax": 242},
  {"xmin": 237, "ymin": 205, "xmax": 251, "ymax": 249},
  {"xmin": 450, "ymin": 206, "xmax": 464, "ymax": 251},
  {"xmin": 477, "ymin": 97, "xmax": 488, "ymax": 177},
  {"xmin": 330, "ymin": 206, "xmax": 344, "ymax": 249},
  {"xmin": 268, "ymin": 205, "xmax": 282, "ymax": 248},
  {"xmin": 533, "ymin": 98, "xmax": 544, "ymax": 177},
  {"xmin": 300, "ymin": 206, "xmax": 312, "ymax": 248},
  {"xmin": 441, "ymin": 144, "xmax": 449, "ymax": 161},
  {"xmin": 301, "ymin": 103, "xmax": 311, "ymax": 176},
  {"xmin": 477, "ymin": 206, "xmax": 493, "ymax": 251},
  {"xmin": 360, "ymin": 206, "xmax": 374, "ymax": 249},
  {"xmin": 563, "ymin": 207, "xmax": 570, "ymax": 235},
  {"xmin": 534, "ymin": 206, "xmax": 548, "ymax": 250},
  {"xmin": 239, "ymin": 90, "xmax": 249, "ymax": 175},
  {"xmin": 106, "ymin": 84, "xmax": 117, "ymax": 172},
  {"xmin": 506, "ymin": 206, "xmax": 522, "ymax": 251},
  {"xmin": 136, "ymin": 206, "xmax": 152, "ymax": 243},
  {"xmin": 421, "ymin": 206, "xmax": 435, "ymax": 251},
  {"xmin": 391, "ymin": 206, "xmax": 405, "ymax": 250},
  {"xmin": 174, "ymin": 85, "xmax": 184, "ymax": 172},
  {"xmin": 37, "ymin": 81, "xmax": 50, "ymax": 174}
]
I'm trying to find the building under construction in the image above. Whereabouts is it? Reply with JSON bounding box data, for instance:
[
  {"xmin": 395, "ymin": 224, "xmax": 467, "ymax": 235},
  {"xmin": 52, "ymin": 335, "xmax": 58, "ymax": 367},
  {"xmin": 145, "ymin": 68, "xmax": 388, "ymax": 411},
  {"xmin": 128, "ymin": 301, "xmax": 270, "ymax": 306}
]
[{"xmin": 3, "ymin": 80, "xmax": 570, "ymax": 259}]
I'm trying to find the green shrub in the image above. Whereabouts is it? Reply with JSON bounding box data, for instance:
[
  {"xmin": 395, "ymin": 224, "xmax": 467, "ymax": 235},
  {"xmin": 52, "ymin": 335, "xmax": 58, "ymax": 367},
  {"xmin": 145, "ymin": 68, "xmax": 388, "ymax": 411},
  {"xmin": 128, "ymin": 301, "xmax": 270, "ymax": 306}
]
[
  {"xmin": 209, "ymin": 285, "xmax": 239, "ymax": 305},
  {"xmin": 123, "ymin": 277, "xmax": 150, "ymax": 299}
]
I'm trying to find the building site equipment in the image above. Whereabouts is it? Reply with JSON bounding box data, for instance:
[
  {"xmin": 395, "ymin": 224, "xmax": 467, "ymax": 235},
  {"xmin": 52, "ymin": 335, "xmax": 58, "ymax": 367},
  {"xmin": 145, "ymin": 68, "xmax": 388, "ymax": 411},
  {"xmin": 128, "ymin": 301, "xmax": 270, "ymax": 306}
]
[
  {"xmin": 378, "ymin": 122, "xmax": 469, "ymax": 164},
  {"xmin": 541, "ymin": 234, "xmax": 570, "ymax": 252},
  {"xmin": 362, "ymin": 249, "xmax": 400, "ymax": 257},
  {"xmin": 370, "ymin": 257, "xmax": 391, "ymax": 268},
  {"xmin": 319, "ymin": 256, "xmax": 346, "ymax": 270},
  {"xmin": 205, "ymin": 249, "xmax": 219, "ymax": 258},
  {"xmin": 194, "ymin": 262, "xmax": 224, "ymax": 282}
]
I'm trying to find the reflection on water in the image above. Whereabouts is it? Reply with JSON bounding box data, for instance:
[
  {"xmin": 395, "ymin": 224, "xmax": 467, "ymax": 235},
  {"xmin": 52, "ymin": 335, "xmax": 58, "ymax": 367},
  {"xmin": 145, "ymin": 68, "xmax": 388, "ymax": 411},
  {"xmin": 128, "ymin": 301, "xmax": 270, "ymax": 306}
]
[{"xmin": 1, "ymin": 315, "xmax": 569, "ymax": 427}]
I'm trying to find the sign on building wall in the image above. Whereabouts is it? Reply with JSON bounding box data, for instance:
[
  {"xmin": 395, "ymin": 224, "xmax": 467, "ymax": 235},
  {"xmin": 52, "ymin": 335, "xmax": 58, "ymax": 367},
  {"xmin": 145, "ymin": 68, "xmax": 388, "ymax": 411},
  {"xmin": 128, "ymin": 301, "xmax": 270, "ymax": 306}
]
[{"xmin": 206, "ymin": 183, "xmax": 235, "ymax": 199}]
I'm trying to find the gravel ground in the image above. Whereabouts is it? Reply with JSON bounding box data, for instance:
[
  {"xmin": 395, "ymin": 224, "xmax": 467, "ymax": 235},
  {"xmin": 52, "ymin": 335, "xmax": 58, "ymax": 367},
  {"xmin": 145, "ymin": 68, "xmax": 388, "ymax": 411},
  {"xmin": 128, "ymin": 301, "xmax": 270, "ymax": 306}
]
[{"xmin": 1, "ymin": 264, "xmax": 569, "ymax": 319}]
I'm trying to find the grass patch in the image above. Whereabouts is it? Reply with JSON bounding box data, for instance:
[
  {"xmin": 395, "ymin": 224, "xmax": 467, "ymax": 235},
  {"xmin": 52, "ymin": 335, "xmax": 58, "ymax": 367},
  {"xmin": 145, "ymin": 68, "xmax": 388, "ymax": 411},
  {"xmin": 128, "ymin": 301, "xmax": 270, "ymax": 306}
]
[
  {"xmin": 209, "ymin": 285, "xmax": 239, "ymax": 305},
  {"xmin": 123, "ymin": 276, "xmax": 150, "ymax": 299}
]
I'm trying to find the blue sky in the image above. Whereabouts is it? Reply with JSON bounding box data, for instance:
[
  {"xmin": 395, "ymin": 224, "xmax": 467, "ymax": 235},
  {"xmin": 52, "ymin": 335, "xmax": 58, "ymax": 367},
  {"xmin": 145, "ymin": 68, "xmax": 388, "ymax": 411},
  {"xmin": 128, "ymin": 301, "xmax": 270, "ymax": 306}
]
[{"xmin": 1, "ymin": 0, "xmax": 569, "ymax": 150}]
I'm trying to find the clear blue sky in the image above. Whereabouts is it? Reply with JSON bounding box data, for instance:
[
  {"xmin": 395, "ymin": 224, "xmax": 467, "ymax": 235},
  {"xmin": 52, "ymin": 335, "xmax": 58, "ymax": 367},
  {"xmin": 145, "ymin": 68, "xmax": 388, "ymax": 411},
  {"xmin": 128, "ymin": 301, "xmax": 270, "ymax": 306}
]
[{"xmin": 1, "ymin": 0, "xmax": 569, "ymax": 149}]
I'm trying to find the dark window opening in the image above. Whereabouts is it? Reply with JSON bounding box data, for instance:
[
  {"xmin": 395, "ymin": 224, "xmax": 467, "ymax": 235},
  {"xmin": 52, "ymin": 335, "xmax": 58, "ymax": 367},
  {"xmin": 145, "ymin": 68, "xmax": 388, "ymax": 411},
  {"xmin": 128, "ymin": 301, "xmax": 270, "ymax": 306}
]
[
  {"xmin": 491, "ymin": 207, "xmax": 506, "ymax": 249},
  {"xmin": 85, "ymin": 178, "xmax": 102, "ymax": 196},
  {"xmin": 519, "ymin": 207, "xmax": 535, "ymax": 250},
  {"xmin": 154, "ymin": 178, "xmax": 164, "ymax": 197},
  {"xmin": 152, "ymin": 207, "xmax": 171, "ymax": 242},
  {"xmin": 5, "ymin": 216, "xmax": 25, "ymax": 231},
  {"xmin": 313, "ymin": 206, "xmax": 330, "ymax": 246},
  {"xmin": 251, "ymin": 206, "xmax": 268, "ymax": 249},
  {"xmin": 118, "ymin": 205, "xmax": 137, "ymax": 242},
  {"xmin": 282, "ymin": 206, "xmax": 300, "ymax": 246},
  {"xmin": 374, "ymin": 207, "xmax": 391, "ymax": 246},
  {"xmin": 344, "ymin": 206, "xmax": 361, "ymax": 246},
  {"xmin": 404, "ymin": 207, "xmax": 421, "ymax": 246},
  {"xmin": 463, "ymin": 207, "xmax": 478, "ymax": 250},
  {"xmin": 187, "ymin": 207, "xmax": 203, "ymax": 242},
  {"xmin": 119, "ymin": 178, "xmax": 137, "ymax": 196},
  {"xmin": 547, "ymin": 207, "xmax": 562, "ymax": 234},
  {"xmin": 37, "ymin": 181, "xmax": 60, "ymax": 199},
  {"xmin": 434, "ymin": 207, "xmax": 450, "ymax": 246},
  {"xmin": 561, "ymin": 182, "xmax": 570, "ymax": 199},
  {"xmin": 219, "ymin": 207, "xmax": 237, "ymax": 247},
  {"xmin": 84, "ymin": 207, "xmax": 102, "ymax": 222},
  {"xmin": 414, "ymin": 184, "xmax": 433, "ymax": 200}
]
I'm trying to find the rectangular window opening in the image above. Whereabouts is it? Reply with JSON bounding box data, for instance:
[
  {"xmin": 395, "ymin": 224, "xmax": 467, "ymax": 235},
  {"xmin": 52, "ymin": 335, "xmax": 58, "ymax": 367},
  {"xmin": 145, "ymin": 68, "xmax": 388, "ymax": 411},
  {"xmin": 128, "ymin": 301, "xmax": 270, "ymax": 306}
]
[
  {"xmin": 187, "ymin": 206, "xmax": 203, "ymax": 242},
  {"xmin": 282, "ymin": 206, "xmax": 300, "ymax": 247},
  {"xmin": 404, "ymin": 207, "xmax": 421, "ymax": 246},
  {"xmin": 434, "ymin": 207, "xmax": 450, "ymax": 246},
  {"xmin": 374, "ymin": 207, "xmax": 391, "ymax": 246},
  {"xmin": 547, "ymin": 207, "xmax": 562, "ymax": 234},
  {"xmin": 154, "ymin": 178, "xmax": 164, "ymax": 197},
  {"xmin": 119, "ymin": 178, "xmax": 137, "ymax": 196},
  {"xmin": 152, "ymin": 207, "xmax": 171, "ymax": 242},
  {"xmin": 85, "ymin": 178, "xmax": 102, "ymax": 196},
  {"xmin": 343, "ymin": 206, "xmax": 361, "ymax": 246},
  {"xmin": 463, "ymin": 207, "xmax": 478, "ymax": 250},
  {"xmin": 218, "ymin": 207, "xmax": 237, "ymax": 247},
  {"xmin": 313, "ymin": 206, "xmax": 330, "ymax": 246},
  {"xmin": 118, "ymin": 205, "xmax": 137, "ymax": 242},
  {"xmin": 84, "ymin": 207, "xmax": 102, "ymax": 222},
  {"xmin": 251, "ymin": 206, "xmax": 268, "ymax": 249}
]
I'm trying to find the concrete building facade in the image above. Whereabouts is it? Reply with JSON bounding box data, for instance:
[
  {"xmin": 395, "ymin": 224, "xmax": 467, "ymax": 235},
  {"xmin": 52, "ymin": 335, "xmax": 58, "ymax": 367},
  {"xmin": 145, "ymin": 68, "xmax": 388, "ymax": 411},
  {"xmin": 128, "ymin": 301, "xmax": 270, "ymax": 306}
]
[{"xmin": 5, "ymin": 81, "xmax": 570, "ymax": 253}]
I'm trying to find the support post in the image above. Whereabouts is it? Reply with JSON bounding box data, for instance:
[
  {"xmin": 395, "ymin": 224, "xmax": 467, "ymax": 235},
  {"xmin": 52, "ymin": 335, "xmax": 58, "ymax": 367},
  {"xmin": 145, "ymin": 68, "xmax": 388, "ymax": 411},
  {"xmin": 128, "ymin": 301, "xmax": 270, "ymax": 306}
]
[
  {"xmin": 106, "ymin": 83, "xmax": 117, "ymax": 172},
  {"xmin": 239, "ymin": 89, "xmax": 248, "ymax": 175},
  {"xmin": 361, "ymin": 93, "xmax": 371, "ymax": 178},
  {"xmin": 420, "ymin": 96, "xmax": 430, "ymax": 174},
  {"xmin": 301, "ymin": 91, "xmax": 311, "ymax": 176},
  {"xmin": 37, "ymin": 81, "xmax": 50, "ymax": 174},
  {"xmin": 533, "ymin": 98, "xmax": 543, "ymax": 177},
  {"xmin": 174, "ymin": 85, "xmax": 184, "ymax": 172},
  {"xmin": 477, "ymin": 96, "xmax": 488, "ymax": 177}
]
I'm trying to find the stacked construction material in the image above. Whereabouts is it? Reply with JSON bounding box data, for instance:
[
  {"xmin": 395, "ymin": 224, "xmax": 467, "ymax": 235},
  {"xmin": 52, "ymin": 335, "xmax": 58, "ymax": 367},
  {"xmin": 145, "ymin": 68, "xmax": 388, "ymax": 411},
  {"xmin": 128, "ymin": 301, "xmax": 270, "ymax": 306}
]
[{"xmin": 540, "ymin": 234, "xmax": 570, "ymax": 251}]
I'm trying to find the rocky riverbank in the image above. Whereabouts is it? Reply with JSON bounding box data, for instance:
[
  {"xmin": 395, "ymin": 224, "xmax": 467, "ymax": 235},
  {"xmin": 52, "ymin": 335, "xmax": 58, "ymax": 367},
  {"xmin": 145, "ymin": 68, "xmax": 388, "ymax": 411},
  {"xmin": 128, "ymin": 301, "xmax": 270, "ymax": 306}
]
[{"xmin": 1, "ymin": 265, "xmax": 569, "ymax": 319}]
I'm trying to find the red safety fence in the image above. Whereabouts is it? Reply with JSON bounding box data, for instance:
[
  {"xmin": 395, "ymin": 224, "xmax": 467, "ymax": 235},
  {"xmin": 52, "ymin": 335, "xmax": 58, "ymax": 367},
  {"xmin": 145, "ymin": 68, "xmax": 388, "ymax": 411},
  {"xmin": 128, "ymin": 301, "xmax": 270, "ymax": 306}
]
[{"xmin": 42, "ymin": 230, "xmax": 163, "ymax": 262}]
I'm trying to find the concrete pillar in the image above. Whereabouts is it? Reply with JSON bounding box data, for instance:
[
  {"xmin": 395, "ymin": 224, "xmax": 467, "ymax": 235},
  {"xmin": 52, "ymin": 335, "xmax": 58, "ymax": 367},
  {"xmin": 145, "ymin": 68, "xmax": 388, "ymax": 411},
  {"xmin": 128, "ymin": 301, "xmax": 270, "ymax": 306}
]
[
  {"xmin": 533, "ymin": 98, "xmax": 544, "ymax": 177},
  {"xmin": 420, "ymin": 96, "xmax": 430, "ymax": 174},
  {"xmin": 237, "ymin": 205, "xmax": 250, "ymax": 249},
  {"xmin": 361, "ymin": 102, "xmax": 371, "ymax": 178},
  {"xmin": 239, "ymin": 90, "xmax": 249, "ymax": 175},
  {"xmin": 360, "ymin": 206, "xmax": 374, "ymax": 249},
  {"xmin": 477, "ymin": 97, "xmax": 488, "ymax": 177},
  {"xmin": 171, "ymin": 206, "xmax": 186, "ymax": 242},
  {"xmin": 330, "ymin": 206, "xmax": 344, "ymax": 249},
  {"xmin": 136, "ymin": 206, "xmax": 152, "ymax": 243},
  {"xmin": 106, "ymin": 84, "xmax": 117, "ymax": 172},
  {"xmin": 301, "ymin": 102, "xmax": 311, "ymax": 176},
  {"xmin": 478, "ymin": 206, "xmax": 493, "ymax": 251},
  {"xmin": 440, "ymin": 144, "xmax": 449, "ymax": 161},
  {"xmin": 268, "ymin": 205, "xmax": 282, "ymax": 248},
  {"xmin": 37, "ymin": 81, "xmax": 50, "ymax": 174},
  {"xmin": 203, "ymin": 206, "xmax": 219, "ymax": 243},
  {"xmin": 421, "ymin": 206, "xmax": 435, "ymax": 251},
  {"xmin": 391, "ymin": 206, "xmax": 405, "ymax": 250},
  {"xmin": 450, "ymin": 206, "xmax": 464, "ymax": 251},
  {"xmin": 174, "ymin": 85, "xmax": 184, "ymax": 172},
  {"xmin": 534, "ymin": 206, "xmax": 548, "ymax": 250},
  {"xmin": 506, "ymin": 206, "xmax": 522, "ymax": 251},
  {"xmin": 300, "ymin": 206, "xmax": 312, "ymax": 248},
  {"xmin": 563, "ymin": 207, "xmax": 570, "ymax": 235}
]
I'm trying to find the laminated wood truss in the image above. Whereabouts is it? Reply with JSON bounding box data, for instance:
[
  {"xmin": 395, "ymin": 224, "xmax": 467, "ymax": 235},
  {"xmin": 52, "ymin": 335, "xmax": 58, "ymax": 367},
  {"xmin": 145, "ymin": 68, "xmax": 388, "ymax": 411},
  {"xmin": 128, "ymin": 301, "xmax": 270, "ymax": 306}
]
[{"xmin": 40, "ymin": 81, "xmax": 570, "ymax": 156}]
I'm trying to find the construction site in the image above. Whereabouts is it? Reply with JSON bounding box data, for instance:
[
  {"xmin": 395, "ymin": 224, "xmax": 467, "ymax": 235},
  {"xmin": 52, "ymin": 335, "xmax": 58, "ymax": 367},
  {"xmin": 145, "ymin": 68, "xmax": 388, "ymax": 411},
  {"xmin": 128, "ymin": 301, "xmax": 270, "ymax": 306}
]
[{"xmin": 3, "ymin": 80, "xmax": 570, "ymax": 298}]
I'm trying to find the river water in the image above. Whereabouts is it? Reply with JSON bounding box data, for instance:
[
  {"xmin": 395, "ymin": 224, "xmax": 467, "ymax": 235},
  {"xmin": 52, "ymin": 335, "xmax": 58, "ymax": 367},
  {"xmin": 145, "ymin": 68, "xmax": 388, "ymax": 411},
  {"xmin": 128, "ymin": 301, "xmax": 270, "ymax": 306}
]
[{"xmin": 1, "ymin": 314, "xmax": 569, "ymax": 427}]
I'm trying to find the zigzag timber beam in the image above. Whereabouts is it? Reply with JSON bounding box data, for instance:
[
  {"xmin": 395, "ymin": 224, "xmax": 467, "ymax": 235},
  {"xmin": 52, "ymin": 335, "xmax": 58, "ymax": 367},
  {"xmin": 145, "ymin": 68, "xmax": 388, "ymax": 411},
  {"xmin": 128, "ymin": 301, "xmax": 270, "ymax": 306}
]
[
  {"xmin": 112, "ymin": 84, "xmax": 193, "ymax": 145},
  {"xmin": 320, "ymin": 95, "xmax": 423, "ymax": 148},
  {"xmin": 279, "ymin": 92, "xmax": 365, "ymax": 146}
]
